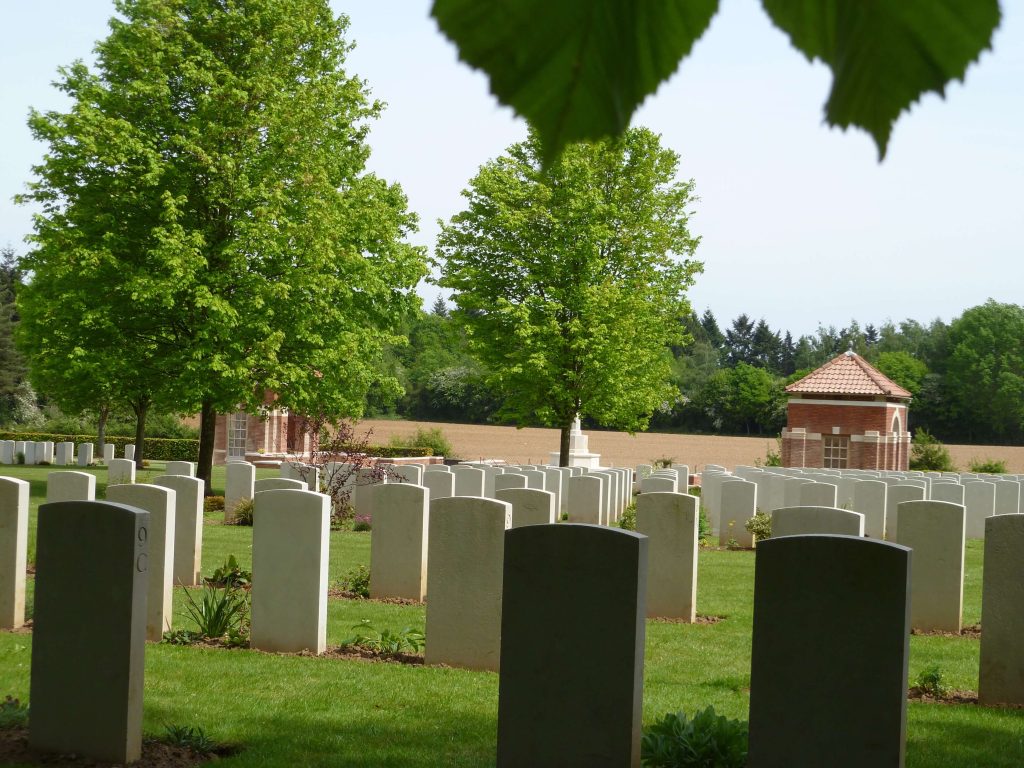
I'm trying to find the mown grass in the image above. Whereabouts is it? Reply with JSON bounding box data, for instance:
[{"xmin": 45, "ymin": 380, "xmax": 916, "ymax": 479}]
[{"xmin": 2, "ymin": 465, "xmax": 1023, "ymax": 766}]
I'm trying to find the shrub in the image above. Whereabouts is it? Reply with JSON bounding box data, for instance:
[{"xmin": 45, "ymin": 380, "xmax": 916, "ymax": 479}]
[
  {"xmin": 968, "ymin": 457, "xmax": 1008, "ymax": 474},
  {"xmin": 619, "ymin": 503, "xmax": 637, "ymax": 531},
  {"xmin": 204, "ymin": 495, "xmax": 225, "ymax": 514},
  {"xmin": 915, "ymin": 665, "xmax": 949, "ymax": 697},
  {"xmin": 14, "ymin": 452, "xmax": 24, "ymax": 465},
  {"xmin": 353, "ymin": 514, "xmax": 372, "ymax": 532},
  {"xmin": 652, "ymin": 456, "xmax": 674, "ymax": 469},
  {"xmin": 0, "ymin": 695, "xmax": 29, "ymax": 728},
  {"xmin": 204, "ymin": 555, "xmax": 251, "ymax": 589},
  {"xmin": 229, "ymin": 498, "xmax": 254, "ymax": 526},
  {"xmin": 339, "ymin": 620, "xmax": 425, "ymax": 656},
  {"xmin": 745, "ymin": 512, "xmax": 772, "ymax": 543},
  {"xmin": 909, "ymin": 429, "xmax": 956, "ymax": 472},
  {"xmin": 389, "ymin": 426, "xmax": 454, "ymax": 458},
  {"xmin": 641, "ymin": 706, "xmax": 748, "ymax": 768},
  {"xmin": 337, "ymin": 565, "xmax": 370, "ymax": 599},
  {"xmin": 181, "ymin": 584, "xmax": 250, "ymax": 641}
]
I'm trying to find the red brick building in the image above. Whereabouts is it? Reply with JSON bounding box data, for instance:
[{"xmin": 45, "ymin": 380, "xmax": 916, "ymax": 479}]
[
  {"xmin": 781, "ymin": 351, "xmax": 912, "ymax": 470},
  {"xmin": 212, "ymin": 392, "xmax": 312, "ymax": 465}
]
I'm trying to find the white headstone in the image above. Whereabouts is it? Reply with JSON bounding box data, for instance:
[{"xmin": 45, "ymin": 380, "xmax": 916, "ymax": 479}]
[
  {"xmin": 0, "ymin": 477, "xmax": 29, "ymax": 629},
  {"xmin": 54, "ymin": 442, "xmax": 74, "ymax": 466},
  {"xmin": 422, "ymin": 470, "xmax": 455, "ymax": 501},
  {"xmin": 369, "ymin": 483, "xmax": 429, "ymax": 601},
  {"xmin": 637, "ymin": 492, "xmax": 698, "ymax": 621},
  {"xmin": 224, "ymin": 461, "xmax": 255, "ymax": 522},
  {"xmin": 719, "ymin": 479, "xmax": 757, "ymax": 547},
  {"xmin": 964, "ymin": 481, "xmax": 996, "ymax": 539},
  {"xmin": 852, "ymin": 479, "xmax": 887, "ymax": 539},
  {"xmin": 0, "ymin": 440, "xmax": 13, "ymax": 464},
  {"xmin": 165, "ymin": 461, "xmax": 195, "ymax": 477},
  {"xmin": 799, "ymin": 482, "xmax": 838, "ymax": 509},
  {"xmin": 46, "ymin": 470, "xmax": 96, "ymax": 503},
  {"xmin": 452, "ymin": 465, "xmax": 486, "ymax": 497},
  {"xmin": 123, "ymin": 444, "xmax": 135, "ymax": 462},
  {"xmin": 77, "ymin": 442, "xmax": 94, "ymax": 467},
  {"xmin": 107, "ymin": 458, "xmax": 136, "ymax": 485},
  {"xmin": 885, "ymin": 484, "xmax": 925, "ymax": 539},
  {"xmin": 254, "ymin": 477, "xmax": 306, "ymax": 492},
  {"xmin": 567, "ymin": 475, "xmax": 603, "ymax": 525},
  {"xmin": 391, "ymin": 463, "xmax": 424, "ymax": 485},
  {"xmin": 895, "ymin": 500, "xmax": 965, "ymax": 633},
  {"xmin": 153, "ymin": 475, "xmax": 205, "ymax": 587},
  {"xmin": 496, "ymin": 487, "xmax": 556, "ymax": 528},
  {"xmin": 771, "ymin": 506, "xmax": 865, "ymax": 538},
  {"xmin": 102, "ymin": 444, "xmax": 115, "ymax": 464}
]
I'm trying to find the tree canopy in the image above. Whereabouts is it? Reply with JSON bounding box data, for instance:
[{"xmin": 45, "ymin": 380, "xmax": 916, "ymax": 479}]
[
  {"xmin": 17, "ymin": 0, "xmax": 425, "ymax": 481},
  {"xmin": 437, "ymin": 127, "xmax": 702, "ymax": 465},
  {"xmin": 431, "ymin": 0, "xmax": 1002, "ymax": 164}
]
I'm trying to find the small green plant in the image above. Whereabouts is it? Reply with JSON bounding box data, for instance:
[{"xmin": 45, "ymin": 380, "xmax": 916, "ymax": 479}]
[
  {"xmin": 205, "ymin": 555, "xmax": 251, "ymax": 589},
  {"xmin": 389, "ymin": 426, "xmax": 454, "ymax": 458},
  {"xmin": 337, "ymin": 564, "xmax": 371, "ymax": 599},
  {"xmin": 698, "ymin": 507, "xmax": 710, "ymax": 543},
  {"xmin": 652, "ymin": 456, "xmax": 675, "ymax": 469},
  {"xmin": 619, "ymin": 503, "xmax": 637, "ymax": 531},
  {"xmin": 754, "ymin": 436, "xmax": 783, "ymax": 468},
  {"xmin": 163, "ymin": 723, "xmax": 217, "ymax": 753},
  {"xmin": 0, "ymin": 695, "xmax": 29, "ymax": 728},
  {"xmin": 968, "ymin": 457, "xmax": 1008, "ymax": 474},
  {"xmin": 745, "ymin": 512, "xmax": 772, "ymax": 543},
  {"xmin": 181, "ymin": 585, "xmax": 250, "ymax": 641},
  {"xmin": 560, "ymin": 512, "xmax": 568, "ymax": 521},
  {"xmin": 162, "ymin": 628, "xmax": 202, "ymax": 646},
  {"xmin": 14, "ymin": 452, "xmax": 25, "ymax": 465},
  {"xmin": 726, "ymin": 538, "xmax": 740, "ymax": 550},
  {"xmin": 641, "ymin": 706, "xmax": 748, "ymax": 768},
  {"xmin": 915, "ymin": 665, "xmax": 949, "ymax": 698},
  {"xmin": 229, "ymin": 497, "xmax": 254, "ymax": 526},
  {"xmin": 339, "ymin": 620, "xmax": 425, "ymax": 656},
  {"xmin": 203, "ymin": 495, "xmax": 225, "ymax": 514},
  {"xmin": 909, "ymin": 429, "xmax": 956, "ymax": 472}
]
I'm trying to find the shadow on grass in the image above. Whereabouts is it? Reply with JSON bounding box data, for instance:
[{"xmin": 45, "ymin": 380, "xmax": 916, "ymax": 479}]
[{"xmin": 908, "ymin": 705, "xmax": 1024, "ymax": 768}]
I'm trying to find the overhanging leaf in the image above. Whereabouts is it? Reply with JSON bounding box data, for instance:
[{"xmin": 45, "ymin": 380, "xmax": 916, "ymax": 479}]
[
  {"xmin": 431, "ymin": 0, "xmax": 719, "ymax": 165},
  {"xmin": 763, "ymin": 0, "xmax": 1001, "ymax": 158}
]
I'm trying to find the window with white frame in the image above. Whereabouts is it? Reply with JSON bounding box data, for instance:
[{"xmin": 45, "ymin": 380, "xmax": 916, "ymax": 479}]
[{"xmin": 823, "ymin": 435, "xmax": 848, "ymax": 469}]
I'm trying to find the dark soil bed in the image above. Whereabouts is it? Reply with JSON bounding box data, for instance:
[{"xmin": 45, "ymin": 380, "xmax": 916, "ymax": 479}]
[
  {"xmin": 0, "ymin": 727, "xmax": 239, "ymax": 767},
  {"xmin": 911, "ymin": 624, "xmax": 981, "ymax": 638},
  {"xmin": 326, "ymin": 589, "xmax": 419, "ymax": 606},
  {"xmin": 651, "ymin": 614, "xmax": 725, "ymax": 625}
]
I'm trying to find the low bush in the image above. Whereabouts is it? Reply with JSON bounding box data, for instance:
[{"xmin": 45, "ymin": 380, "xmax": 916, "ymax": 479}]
[
  {"xmin": 745, "ymin": 512, "xmax": 772, "ymax": 543},
  {"xmin": 909, "ymin": 429, "xmax": 956, "ymax": 472},
  {"xmin": 0, "ymin": 695, "xmax": 29, "ymax": 728},
  {"xmin": 915, "ymin": 665, "xmax": 949, "ymax": 698},
  {"xmin": 388, "ymin": 426, "xmax": 453, "ymax": 458},
  {"xmin": 229, "ymin": 498, "xmax": 255, "ymax": 526},
  {"xmin": 204, "ymin": 555, "xmax": 251, "ymax": 589},
  {"xmin": 337, "ymin": 565, "xmax": 370, "ymax": 599},
  {"xmin": 339, "ymin": 620, "xmax": 425, "ymax": 656},
  {"xmin": 352, "ymin": 514, "xmax": 372, "ymax": 532},
  {"xmin": 204, "ymin": 495, "xmax": 225, "ymax": 514},
  {"xmin": 641, "ymin": 706, "xmax": 748, "ymax": 768},
  {"xmin": 618, "ymin": 503, "xmax": 637, "ymax": 531},
  {"xmin": 968, "ymin": 457, "xmax": 1008, "ymax": 474}
]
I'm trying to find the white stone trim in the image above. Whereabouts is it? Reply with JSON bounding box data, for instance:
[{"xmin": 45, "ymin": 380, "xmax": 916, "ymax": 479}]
[{"xmin": 788, "ymin": 398, "xmax": 907, "ymax": 409}]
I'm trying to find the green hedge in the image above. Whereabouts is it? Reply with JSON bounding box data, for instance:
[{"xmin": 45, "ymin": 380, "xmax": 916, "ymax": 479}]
[
  {"xmin": 0, "ymin": 432, "xmax": 199, "ymax": 461},
  {"xmin": 343, "ymin": 445, "xmax": 434, "ymax": 458}
]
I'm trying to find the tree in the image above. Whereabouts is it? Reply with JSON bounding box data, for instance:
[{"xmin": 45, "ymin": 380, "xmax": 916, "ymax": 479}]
[
  {"xmin": 944, "ymin": 301, "xmax": 1024, "ymax": 442},
  {"xmin": 697, "ymin": 362, "xmax": 786, "ymax": 435},
  {"xmin": 18, "ymin": 0, "xmax": 425, "ymax": 481},
  {"xmin": 0, "ymin": 247, "xmax": 29, "ymax": 426},
  {"xmin": 431, "ymin": 1, "xmax": 1001, "ymax": 163},
  {"xmin": 437, "ymin": 127, "xmax": 702, "ymax": 465},
  {"xmin": 874, "ymin": 351, "xmax": 929, "ymax": 397}
]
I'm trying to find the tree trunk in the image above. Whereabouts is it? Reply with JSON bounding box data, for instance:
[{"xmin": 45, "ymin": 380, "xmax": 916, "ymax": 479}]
[
  {"xmin": 197, "ymin": 397, "xmax": 217, "ymax": 496},
  {"xmin": 131, "ymin": 397, "xmax": 149, "ymax": 469},
  {"xmin": 559, "ymin": 422, "xmax": 571, "ymax": 468},
  {"xmin": 96, "ymin": 404, "xmax": 109, "ymax": 457}
]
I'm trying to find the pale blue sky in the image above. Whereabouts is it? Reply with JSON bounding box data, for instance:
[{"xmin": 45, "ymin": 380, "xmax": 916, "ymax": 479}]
[{"xmin": 2, "ymin": 1, "xmax": 1021, "ymax": 337}]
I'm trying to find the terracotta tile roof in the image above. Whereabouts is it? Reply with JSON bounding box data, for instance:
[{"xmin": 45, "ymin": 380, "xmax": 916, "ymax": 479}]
[{"xmin": 785, "ymin": 351, "xmax": 912, "ymax": 398}]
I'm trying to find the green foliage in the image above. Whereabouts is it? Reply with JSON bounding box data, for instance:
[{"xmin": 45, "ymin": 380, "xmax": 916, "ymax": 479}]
[
  {"xmin": 432, "ymin": 0, "xmax": 1001, "ymax": 163},
  {"xmin": 915, "ymin": 665, "xmax": 950, "ymax": 698},
  {"xmin": 438, "ymin": 127, "xmax": 701, "ymax": 463},
  {"xmin": 388, "ymin": 427, "xmax": 453, "ymax": 458},
  {"xmin": 874, "ymin": 351, "xmax": 929, "ymax": 396},
  {"xmin": 0, "ymin": 431, "xmax": 198, "ymax": 461},
  {"xmin": 339, "ymin": 619, "xmax": 425, "ymax": 656},
  {"xmin": 754, "ymin": 437, "xmax": 782, "ymax": 468},
  {"xmin": 0, "ymin": 695, "xmax": 29, "ymax": 728},
  {"xmin": 698, "ymin": 507, "xmax": 710, "ymax": 543},
  {"xmin": 338, "ymin": 565, "xmax": 371, "ymax": 599},
  {"xmin": 968, "ymin": 458, "xmax": 1008, "ymax": 474},
  {"xmin": 652, "ymin": 456, "xmax": 675, "ymax": 470},
  {"xmin": 696, "ymin": 363, "xmax": 786, "ymax": 435},
  {"xmin": 909, "ymin": 429, "xmax": 957, "ymax": 472},
  {"xmin": 161, "ymin": 629, "xmax": 202, "ymax": 646},
  {"xmin": 745, "ymin": 512, "xmax": 772, "ymax": 543},
  {"xmin": 641, "ymin": 706, "xmax": 748, "ymax": 768},
  {"xmin": 229, "ymin": 498, "xmax": 255, "ymax": 527},
  {"xmin": 204, "ymin": 555, "xmax": 252, "ymax": 590},
  {"xmin": 14, "ymin": 452, "xmax": 24, "ymax": 465},
  {"xmin": 204, "ymin": 496, "xmax": 226, "ymax": 514},
  {"xmin": 619, "ymin": 503, "xmax": 637, "ymax": 531},
  {"xmin": 163, "ymin": 724, "xmax": 217, "ymax": 753},
  {"xmin": 180, "ymin": 585, "xmax": 250, "ymax": 642}
]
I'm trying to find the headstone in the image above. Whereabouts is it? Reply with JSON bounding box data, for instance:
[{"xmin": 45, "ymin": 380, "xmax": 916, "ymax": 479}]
[
  {"xmin": 422, "ymin": 469, "xmax": 455, "ymax": 501},
  {"xmin": 641, "ymin": 476, "xmax": 676, "ymax": 494},
  {"xmin": 165, "ymin": 460, "xmax": 196, "ymax": 477},
  {"xmin": 108, "ymin": 457, "xmax": 136, "ymax": 485},
  {"xmin": 23, "ymin": 442, "xmax": 36, "ymax": 465},
  {"xmin": 964, "ymin": 481, "xmax": 996, "ymax": 539},
  {"xmin": 496, "ymin": 487, "xmax": 556, "ymax": 528},
  {"xmin": 637, "ymin": 492, "xmax": 698, "ymax": 621},
  {"xmin": 224, "ymin": 461, "xmax": 255, "ymax": 522},
  {"xmin": 588, "ymin": 470, "xmax": 613, "ymax": 524},
  {"xmin": 771, "ymin": 507, "xmax": 865, "ymax": 538},
  {"xmin": 154, "ymin": 475, "xmax": 205, "ymax": 587},
  {"xmin": 540, "ymin": 467, "xmax": 564, "ymax": 513},
  {"xmin": 352, "ymin": 467, "xmax": 384, "ymax": 521},
  {"xmin": 748, "ymin": 536, "xmax": 911, "ymax": 767},
  {"xmin": 251, "ymin": 489, "xmax": 330, "ymax": 653},
  {"xmin": 852, "ymin": 479, "xmax": 888, "ymax": 539},
  {"xmin": 885, "ymin": 484, "xmax": 925, "ymax": 539},
  {"xmin": 494, "ymin": 473, "xmax": 529, "ymax": 492},
  {"xmin": 518, "ymin": 469, "xmax": 547, "ymax": 491},
  {"xmin": 254, "ymin": 477, "xmax": 306, "ymax": 492},
  {"xmin": 29, "ymin": 501, "xmax": 148, "ymax": 764},
  {"xmin": 46, "ymin": 470, "xmax": 96, "ymax": 503},
  {"xmin": 54, "ymin": 441, "xmax": 74, "ymax": 466},
  {"xmin": 895, "ymin": 500, "xmax": 965, "ymax": 633},
  {"xmin": 423, "ymin": 464, "xmax": 452, "ymax": 472},
  {"xmin": 782, "ymin": 477, "xmax": 812, "ymax": 508},
  {"xmin": 719, "ymin": 479, "xmax": 756, "ymax": 547},
  {"xmin": 77, "ymin": 442, "xmax": 94, "ymax": 466},
  {"xmin": 452, "ymin": 464, "xmax": 486, "ymax": 497},
  {"xmin": 102, "ymin": 443, "xmax": 115, "ymax": 464},
  {"xmin": 496, "ymin": 526, "xmax": 647, "ymax": 767},
  {"xmin": 0, "ymin": 478, "xmax": 29, "ymax": 629},
  {"xmin": 124, "ymin": 444, "xmax": 136, "ymax": 461},
  {"xmin": 425, "ymin": 496, "xmax": 511, "ymax": 671},
  {"xmin": 635, "ymin": 464, "xmax": 653, "ymax": 481},
  {"xmin": 391, "ymin": 463, "xmax": 424, "ymax": 485},
  {"xmin": 369, "ymin": 484, "xmax": 429, "ymax": 601},
  {"xmin": 799, "ymin": 482, "xmax": 838, "ymax": 508},
  {"xmin": 836, "ymin": 477, "xmax": 858, "ymax": 510},
  {"xmin": 994, "ymin": 481, "xmax": 1020, "ymax": 516},
  {"xmin": 931, "ymin": 482, "xmax": 965, "ymax": 506},
  {"xmin": 979, "ymin": 514, "xmax": 1024, "ymax": 705},
  {"xmin": 567, "ymin": 475, "xmax": 603, "ymax": 525},
  {"xmin": 0, "ymin": 440, "xmax": 13, "ymax": 464},
  {"xmin": 106, "ymin": 483, "xmax": 175, "ymax": 641}
]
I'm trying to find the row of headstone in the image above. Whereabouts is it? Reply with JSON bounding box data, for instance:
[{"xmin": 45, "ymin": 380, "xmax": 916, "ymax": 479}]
[
  {"xmin": 0, "ymin": 440, "xmax": 54, "ymax": 465},
  {"xmin": 0, "ymin": 441, "xmax": 141, "ymax": 467}
]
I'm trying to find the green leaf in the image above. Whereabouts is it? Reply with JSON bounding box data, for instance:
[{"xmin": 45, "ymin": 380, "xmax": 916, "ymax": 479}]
[
  {"xmin": 763, "ymin": 0, "xmax": 1001, "ymax": 158},
  {"xmin": 431, "ymin": 0, "xmax": 719, "ymax": 165}
]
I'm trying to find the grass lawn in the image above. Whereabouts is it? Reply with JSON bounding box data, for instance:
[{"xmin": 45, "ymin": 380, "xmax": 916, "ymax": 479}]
[{"xmin": 1, "ymin": 464, "xmax": 1022, "ymax": 766}]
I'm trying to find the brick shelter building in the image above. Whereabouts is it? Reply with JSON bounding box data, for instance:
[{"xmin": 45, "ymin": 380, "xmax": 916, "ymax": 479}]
[
  {"xmin": 781, "ymin": 351, "xmax": 912, "ymax": 470},
  {"xmin": 212, "ymin": 392, "xmax": 313, "ymax": 465}
]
